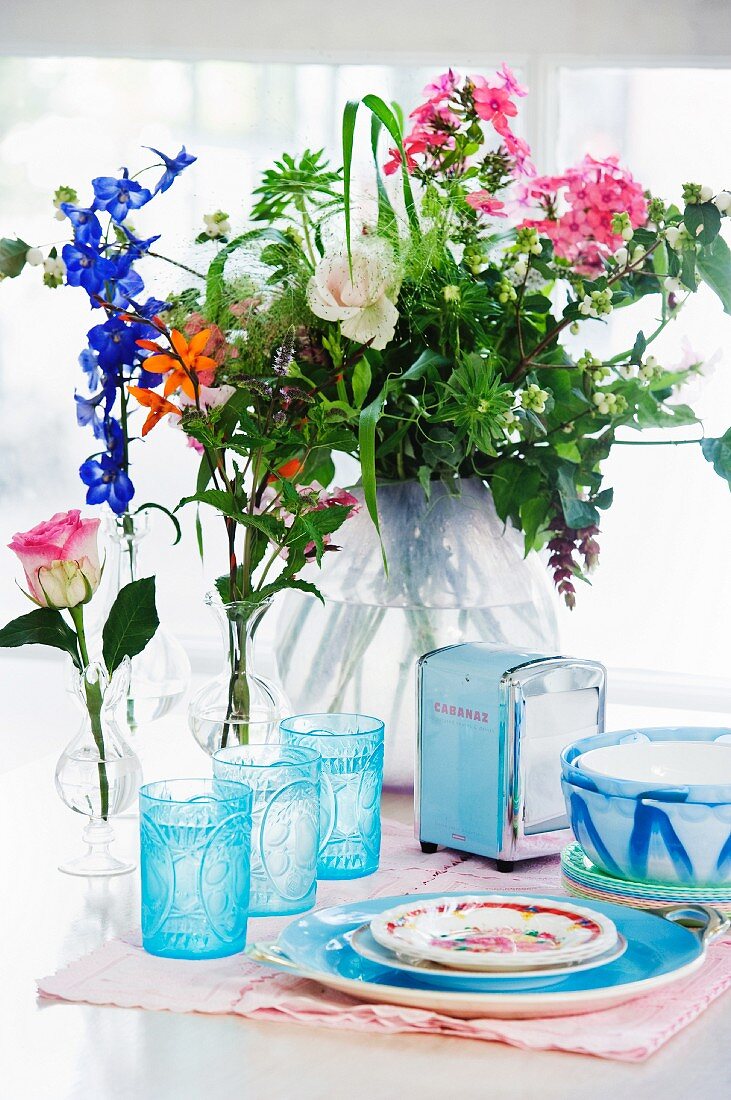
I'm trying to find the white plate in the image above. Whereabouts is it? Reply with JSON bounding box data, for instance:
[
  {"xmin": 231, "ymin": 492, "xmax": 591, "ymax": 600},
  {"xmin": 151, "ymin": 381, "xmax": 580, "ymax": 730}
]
[
  {"xmin": 578, "ymin": 740, "xmax": 731, "ymax": 788},
  {"xmin": 369, "ymin": 894, "xmax": 618, "ymax": 971},
  {"xmin": 348, "ymin": 923, "xmax": 628, "ymax": 986}
]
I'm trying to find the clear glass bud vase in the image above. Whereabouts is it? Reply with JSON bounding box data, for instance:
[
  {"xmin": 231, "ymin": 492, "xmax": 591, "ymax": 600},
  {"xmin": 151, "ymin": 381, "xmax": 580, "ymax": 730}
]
[
  {"xmin": 188, "ymin": 595, "xmax": 291, "ymax": 754},
  {"xmin": 93, "ymin": 510, "xmax": 191, "ymax": 731},
  {"xmin": 55, "ymin": 658, "xmax": 142, "ymax": 876}
]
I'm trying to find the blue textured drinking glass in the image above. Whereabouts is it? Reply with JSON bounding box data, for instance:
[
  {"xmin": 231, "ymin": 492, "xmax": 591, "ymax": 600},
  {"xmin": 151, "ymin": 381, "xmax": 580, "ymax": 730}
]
[
  {"xmin": 139, "ymin": 778, "xmax": 252, "ymax": 960},
  {"xmin": 280, "ymin": 713, "xmax": 384, "ymax": 880},
  {"xmin": 212, "ymin": 744, "xmax": 320, "ymax": 916}
]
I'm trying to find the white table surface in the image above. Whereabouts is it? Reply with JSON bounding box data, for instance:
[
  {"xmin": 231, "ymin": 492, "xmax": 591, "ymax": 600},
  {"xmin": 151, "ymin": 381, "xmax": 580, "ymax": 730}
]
[{"xmin": 1, "ymin": 713, "xmax": 730, "ymax": 1100}]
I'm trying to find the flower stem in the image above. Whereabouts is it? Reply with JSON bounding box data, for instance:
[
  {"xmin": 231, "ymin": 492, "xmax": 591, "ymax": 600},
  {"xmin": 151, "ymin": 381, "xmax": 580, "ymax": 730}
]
[
  {"xmin": 69, "ymin": 606, "xmax": 110, "ymax": 821},
  {"xmin": 146, "ymin": 250, "xmax": 206, "ymax": 280}
]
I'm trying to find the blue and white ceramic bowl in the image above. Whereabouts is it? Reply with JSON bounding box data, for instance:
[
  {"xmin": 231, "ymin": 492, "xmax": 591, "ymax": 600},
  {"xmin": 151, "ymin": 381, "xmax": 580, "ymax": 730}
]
[
  {"xmin": 561, "ymin": 777, "xmax": 731, "ymax": 887},
  {"xmin": 561, "ymin": 727, "xmax": 731, "ymax": 803}
]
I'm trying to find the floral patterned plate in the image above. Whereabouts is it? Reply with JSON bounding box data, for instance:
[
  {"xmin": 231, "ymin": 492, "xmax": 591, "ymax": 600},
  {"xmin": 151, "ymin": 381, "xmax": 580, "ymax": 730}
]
[
  {"xmin": 348, "ymin": 924, "xmax": 628, "ymax": 989},
  {"xmin": 369, "ymin": 894, "xmax": 618, "ymax": 971}
]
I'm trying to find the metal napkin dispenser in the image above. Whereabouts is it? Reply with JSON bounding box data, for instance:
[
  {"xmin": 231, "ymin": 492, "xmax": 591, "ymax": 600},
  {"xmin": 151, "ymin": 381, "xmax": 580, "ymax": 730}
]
[{"xmin": 416, "ymin": 644, "xmax": 606, "ymax": 869}]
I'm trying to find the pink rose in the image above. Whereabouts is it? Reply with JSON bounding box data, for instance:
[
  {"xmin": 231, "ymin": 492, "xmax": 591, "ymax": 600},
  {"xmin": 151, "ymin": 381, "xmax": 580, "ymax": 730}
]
[{"xmin": 8, "ymin": 509, "xmax": 101, "ymax": 608}]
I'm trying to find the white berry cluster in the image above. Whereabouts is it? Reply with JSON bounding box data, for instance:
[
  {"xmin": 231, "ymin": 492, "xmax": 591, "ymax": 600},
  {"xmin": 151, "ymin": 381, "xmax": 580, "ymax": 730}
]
[
  {"xmin": 53, "ymin": 185, "xmax": 77, "ymax": 222},
  {"xmin": 610, "ymin": 212, "xmax": 634, "ymax": 241},
  {"xmin": 618, "ymin": 355, "xmax": 663, "ymax": 383},
  {"xmin": 203, "ymin": 210, "xmax": 231, "ymax": 239},
  {"xmin": 579, "ymin": 288, "xmax": 613, "ymax": 318},
  {"xmin": 520, "ymin": 383, "xmax": 550, "ymax": 414},
  {"xmin": 515, "ymin": 227, "xmax": 543, "ymax": 256},
  {"xmin": 26, "ymin": 246, "xmax": 66, "ymax": 287},
  {"xmin": 43, "ymin": 256, "xmax": 66, "ymax": 287},
  {"xmin": 496, "ymin": 278, "xmax": 517, "ymax": 304},
  {"xmin": 577, "ymin": 350, "xmax": 609, "ymax": 383},
  {"xmin": 592, "ymin": 391, "xmax": 627, "ymax": 416}
]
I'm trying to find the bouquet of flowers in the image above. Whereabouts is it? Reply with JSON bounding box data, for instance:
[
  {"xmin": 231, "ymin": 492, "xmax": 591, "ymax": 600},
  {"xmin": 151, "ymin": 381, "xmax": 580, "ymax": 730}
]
[{"xmin": 2, "ymin": 63, "xmax": 729, "ymax": 619}]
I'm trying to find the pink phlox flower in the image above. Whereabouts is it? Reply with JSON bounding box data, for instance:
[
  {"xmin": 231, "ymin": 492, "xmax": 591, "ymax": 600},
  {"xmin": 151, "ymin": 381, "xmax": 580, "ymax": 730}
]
[
  {"xmin": 471, "ymin": 83, "xmax": 518, "ymax": 126},
  {"xmin": 497, "ymin": 62, "xmax": 528, "ymax": 98},
  {"xmin": 422, "ymin": 69, "xmax": 460, "ymax": 103},
  {"xmin": 503, "ymin": 132, "xmax": 536, "ymax": 177},
  {"xmin": 465, "ymin": 191, "xmax": 507, "ymax": 217},
  {"xmin": 519, "ymin": 154, "xmax": 647, "ymax": 270}
]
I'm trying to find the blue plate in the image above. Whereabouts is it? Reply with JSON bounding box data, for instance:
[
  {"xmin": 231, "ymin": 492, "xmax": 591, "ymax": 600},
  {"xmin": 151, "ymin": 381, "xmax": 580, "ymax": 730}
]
[{"xmin": 277, "ymin": 892, "xmax": 704, "ymax": 997}]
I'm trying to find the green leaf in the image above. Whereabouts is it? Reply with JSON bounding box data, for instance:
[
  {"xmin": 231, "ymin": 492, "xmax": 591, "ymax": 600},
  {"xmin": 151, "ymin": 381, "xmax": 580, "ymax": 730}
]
[
  {"xmin": 0, "ymin": 607, "xmax": 81, "ymax": 668},
  {"xmin": 255, "ymin": 577, "xmax": 324, "ymax": 604},
  {"xmin": 102, "ymin": 577, "xmax": 159, "ymax": 676},
  {"xmin": 701, "ymin": 428, "xmax": 731, "ymax": 487},
  {"xmin": 362, "ymin": 95, "xmax": 419, "ymax": 236},
  {"xmin": 195, "ymin": 508, "xmax": 204, "ymax": 562},
  {"xmin": 351, "ymin": 357, "xmax": 372, "ymax": 408},
  {"xmin": 417, "ymin": 465, "xmax": 432, "ymax": 499},
  {"xmin": 342, "ymin": 99, "xmax": 360, "ymax": 272},
  {"xmin": 680, "ymin": 249, "xmax": 697, "ymax": 292},
  {"xmin": 358, "ymin": 389, "xmax": 387, "ymax": 570},
  {"xmin": 696, "ymin": 234, "xmax": 731, "ymax": 314},
  {"xmin": 683, "ymin": 202, "xmax": 722, "ymax": 247},
  {"xmin": 0, "ymin": 237, "xmax": 30, "ymax": 279},
  {"xmin": 556, "ymin": 464, "xmax": 600, "ymax": 529},
  {"xmin": 594, "ymin": 487, "xmax": 614, "ymax": 510},
  {"xmin": 133, "ymin": 502, "xmax": 182, "ymax": 545},
  {"xmin": 520, "ymin": 495, "xmax": 551, "ymax": 554},
  {"xmin": 204, "ymin": 228, "xmax": 291, "ymax": 320},
  {"xmin": 370, "ymin": 113, "xmax": 398, "ymax": 240}
]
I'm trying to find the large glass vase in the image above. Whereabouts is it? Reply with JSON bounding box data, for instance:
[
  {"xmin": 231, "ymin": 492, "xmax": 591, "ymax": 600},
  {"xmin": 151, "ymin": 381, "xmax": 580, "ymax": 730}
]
[{"xmin": 275, "ymin": 478, "xmax": 560, "ymax": 790}]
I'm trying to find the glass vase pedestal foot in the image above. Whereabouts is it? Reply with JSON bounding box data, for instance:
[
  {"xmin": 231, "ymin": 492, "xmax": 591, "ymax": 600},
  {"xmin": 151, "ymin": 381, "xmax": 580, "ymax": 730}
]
[{"xmin": 59, "ymin": 819, "xmax": 136, "ymax": 877}]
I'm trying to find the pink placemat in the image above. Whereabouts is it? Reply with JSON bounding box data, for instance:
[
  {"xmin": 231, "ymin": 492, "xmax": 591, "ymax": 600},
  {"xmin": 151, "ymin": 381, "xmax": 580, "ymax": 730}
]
[{"xmin": 38, "ymin": 820, "xmax": 731, "ymax": 1062}]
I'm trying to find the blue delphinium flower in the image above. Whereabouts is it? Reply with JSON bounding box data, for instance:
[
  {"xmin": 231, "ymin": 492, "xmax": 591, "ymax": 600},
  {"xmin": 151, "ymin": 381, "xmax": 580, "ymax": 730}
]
[
  {"xmin": 74, "ymin": 389, "xmax": 109, "ymax": 431},
  {"xmin": 60, "ymin": 202, "xmax": 102, "ymax": 246},
  {"xmin": 68, "ymin": 147, "xmax": 195, "ymax": 514},
  {"xmin": 145, "ymin": 145, "xmax": 197, "ymax": 194},
  {"xmin": 92, "ymin": 168, "xmax": 151, "ymax": 223},
  {"xmin": 110, "ymin": 257, "xmax": 145, "ymax": 307},
  {"xmin": 88, "ymin": 317, "xmax": 140, "ymax": 370},
  {"xmin": 79, "ymin": 348, "xmax": 101, "ymax": 390},
  {"xmin": 122, "ymin": 226, "xmax": 161, "ymax": 259},
  {"xmin": 134, "ymin": 295, "xmax": 170, "ymax": 318},
  {"xmin": 62, "ymin": 241, "xmax": 114, "ymax": 295},
  {"xmin": 79, "ymin": 453, "xmax": 134, "ymax": 513}
]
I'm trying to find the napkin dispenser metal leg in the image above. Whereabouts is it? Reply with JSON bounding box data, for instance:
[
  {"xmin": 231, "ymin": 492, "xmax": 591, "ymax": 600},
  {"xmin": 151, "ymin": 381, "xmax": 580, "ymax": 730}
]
[{"xmin": 415, "ymin": 645, "xmax": 606, "ymax": 868}]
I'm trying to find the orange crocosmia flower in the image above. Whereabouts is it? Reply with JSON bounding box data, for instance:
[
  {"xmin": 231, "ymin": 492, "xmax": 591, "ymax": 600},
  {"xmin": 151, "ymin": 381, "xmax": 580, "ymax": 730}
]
[
  {"xmin": 135, "ymin": 328, "xmax": 218, "ymax": 400},
  {"xmin": 128, "ymin": 386, "xmax": 182, "ymax": 437},
  {"xmin": 267, "ymin": 458, "xmax": 303, "ymax": 484}
]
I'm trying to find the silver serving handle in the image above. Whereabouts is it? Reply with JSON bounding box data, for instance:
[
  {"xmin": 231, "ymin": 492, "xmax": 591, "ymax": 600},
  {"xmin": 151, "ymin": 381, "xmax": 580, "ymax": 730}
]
[{"xmin": 656, "ymin": 904, "xmax": 730, "ymax": 947}]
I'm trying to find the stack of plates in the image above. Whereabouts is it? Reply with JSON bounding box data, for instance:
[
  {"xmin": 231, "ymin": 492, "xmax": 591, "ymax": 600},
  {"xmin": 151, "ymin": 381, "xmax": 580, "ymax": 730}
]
[
  {"xmin": 247, "ymin": 891, "xmax": 723, "ymax": 1020},
  {"xmin": 364, "ymin": 894, "xmax": 622, "ymax": 975},
  {"xmin": 561, "ymin": 842, "xmax": 731, "ymax": 916}
]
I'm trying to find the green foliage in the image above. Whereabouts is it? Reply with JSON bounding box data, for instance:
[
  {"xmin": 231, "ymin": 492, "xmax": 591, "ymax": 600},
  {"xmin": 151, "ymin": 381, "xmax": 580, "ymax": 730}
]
[
  {"xmin": 251, "ymin": 150, "xmax": 342, "ymax": 224},
  {"xmin": 697, "ymin": 235, "xmax": 731, "ymax": 314},
  {"xmin": 102, "ymin": 577, "xmax": 159, "ymax": 675},
  {"xmin": 701, "ymin": 429, "xmax": 731, "ymax": 488},
  {"xmin": 0, "ymin": 237, "xmax": 29, "ymax": 278},
  {"xmin": 0, "ymin": 607, "xmax": 81, "ymax": 667}
]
